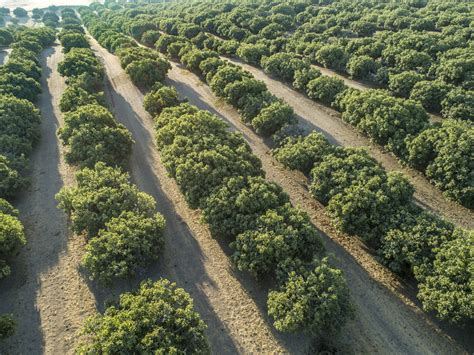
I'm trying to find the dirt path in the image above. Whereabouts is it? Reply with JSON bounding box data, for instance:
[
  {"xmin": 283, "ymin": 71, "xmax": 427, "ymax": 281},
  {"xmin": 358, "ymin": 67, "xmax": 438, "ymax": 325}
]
[
  {"xmin": 223, "ymin": 58, "xmax": 473, "ymax": 230},
  {"xmin": 0, "ymin": 44, "xmax": 97, "ymax": 354},
  {"xmin": 158, "ymin": 60, "xmax": 466, "ymax": 354},
  {"xmin": 88, "ymin": 36, "xmax": 302, "ymax": 354}
]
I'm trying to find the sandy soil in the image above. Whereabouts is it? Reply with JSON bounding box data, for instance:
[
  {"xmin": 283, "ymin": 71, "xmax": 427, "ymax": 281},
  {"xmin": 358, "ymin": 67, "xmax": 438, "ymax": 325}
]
[
  {"xmin": 0, "ymin": 44, "xmax": 97, "ymax": 354},
  {"xmin": 158, "ymin": 60, "xmax": 467, "ymax": 353},
  {"xmin": 224, "ymin": 58, "xmax": 473, "ymax": 230},
  {"xmin": 88, "ymin": 36, "xmax": 302, "ymax": 354},
  {"xmin": 312, "ymin": 63, "xmax": 375, "ymax": 91}
]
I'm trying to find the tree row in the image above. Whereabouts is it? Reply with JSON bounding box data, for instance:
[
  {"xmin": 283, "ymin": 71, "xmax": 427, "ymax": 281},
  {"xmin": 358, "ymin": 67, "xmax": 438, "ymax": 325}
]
[{"xmin": 0, "ymin": 25, "xmax": 56, "ymax": 340}]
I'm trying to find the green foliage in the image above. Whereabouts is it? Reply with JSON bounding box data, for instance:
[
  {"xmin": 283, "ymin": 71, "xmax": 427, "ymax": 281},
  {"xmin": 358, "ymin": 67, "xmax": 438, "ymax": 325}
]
[
  {"xmin": 143, "ymin": 86, "xmax": 180, "ymax": 117},
  {"xmin": 155, "ymin": 106, "xmax": 263, "ymax": 208},
  {"xmin": 261, "ymin": 53, "xmax": 308, "ymax": 82},
  {"xmin": 0, "ymin": 208, "xmax": 26, "ymax": 279},
  {"xmin": 141, "ymin": 30, "xmax": 161, "ymax": 47},
  {"xmin": 315, "ymin": 44, "xmax": 348, "ymax": 71},
  {"xmin": 327, "ymin": 172, "xmax": 413, "ymax": 242},
  {"xmin": 309, "ymin": 148, "xmax": 381, "ymax": 203},
  {"xmin": 0, "ymin": 72, "xmax": 41, "ymax": 102},
  {"xmin": 13, "ymin": 7, "xmax": 28, "ymax": 18},
  {"xmin": 406, "ymin": 119, "xmax": 473, "ymax": 208},
  {"xmin": 231, "ymin": 204, "xmax": 324, "ymax": 277},
  {"xmin": 78, "ymin": 279, "xmax": 209, "ymax": 353},
  {"xmin": 268, "ymin": 258, "xmax": 353, "ymax": 336},
  {"xmin": 1, "ymin": 58, "xmax": 41, "ymax": 82},
  {"xmin": 347, "ymin": 55, "xmax": 377, "ymax": 79},
  {"xmin": 202, "ymin": 176, "xmax": 289, "ymax": 238},
  {"xmin": 59, "ymin": 104, "xmax": 133, "ymax": 169},
  {"xmin": 380, "ymin": 207, "xmax": 455, "ymax": 274},
  {"xmin": 58, "ymin": 48, "xmax": 104, "ymax": 80},
  {"xmin": 410, "ymin": 80, "xmax": 452, "ymax": 113},
  {"xmin": 60, "ymin": 32, "xmax": 90, "ymax": 53},
  {"xmin": 11, "ymin": 40, "xmax": 42, "ymax": 54},
  {"xmin": 116, "ymin": 47, "xmax": 161, "ymax": 69},
  {"xmin": 180, "ymin": 48, "xmax": 218, "ymax": 73},
  {"xmin": 59, "ymin": 84, "xmax": 105, "ymax": 113},
  {"xmin": 441, "ymin": 88, "xmax": 474, "ymax": 121},
  {"xmin": 223, "ymin": 78, "xmax": 267, "ymax": 108},
  {"xmin": 129, "ymin": 19, "xmax": 157, "ymax": 40},
  {"xmin": 209, "ymin": 65, "xmax": 251, "ymax": 97},
  {"xmin": 338, "ymin": 89, "xmax": 429, "ymax": 156},
  {"xmin": 56, "ymin": 163, "xmax": 155, "ymax": 239},
  {"xmin": 125, "ymin": 58, "xmax": 171, "ymax": 88},
  {"xmin": 252, "ymin": 101, "xmax": 295, "ymax": 136},
  {"xmin": 177, "ymin": 23, "xmax": 201, "ymax": 39},
  {"xmin": 82, "ymin": 211, "xmax": 165, "ymax": 283},
  {"xmin": 389, "ymin": 71, "xmax": 424, "ymax": 98},
  {"xmin": 0, "ymin": 155, "xmax": 25, "ymax": 198},
  {"xmin": 273, "ymin": 131, "xmax": 335, "ymax": 174},
  {"xmin": 199, "ymin": 57, "xmax": 226, "ymax": 82},
  {"xmin": 417, "ymin": 229, "xmax": 473, "ymax": 323},
  {"xmin": 155, "ymin": 34, "xmax": 182, "ymax": 53},
  {"xmin": 306, "ymin": 75, "xmax": 347, "ymax": 105},
  {"xmin": 0, "ymin": 29, "xmax": 14, "ymax": 46},
  {"xmin": 237, "ymin": 43, "xmax": 269, "ymax": 65},
  {"xmin": 0, "ymin": 315, "xmax": 16, "ymax": 340},
  {"xmin": 0, "ymin": 94, "xmax": 41, "ymax": 159},
  {"xmin": 0, "ymin": 198, "xmax": 19, "ymax": 217},
  {"xmin": 436, "ymin": 48, "xmax": 474, "ymax": 90},
  {"xmin": 292, "ymin": 67, "xmax": 321, "ymax": 91}
]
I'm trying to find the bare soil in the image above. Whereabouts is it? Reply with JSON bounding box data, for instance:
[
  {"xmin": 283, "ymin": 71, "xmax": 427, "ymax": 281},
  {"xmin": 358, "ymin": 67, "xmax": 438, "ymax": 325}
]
[
  {"xmin": 161, "ymin": 61, "xmax": 467, "ymax": 353},
  {"xmin": 0, "ymin": 44, "xmax": 97, "ymax": 354},
  {"xmin": 88, "ymin": 36, "xmax": 301, "ymax": 354},
  {"xmin": 225, "ymin": 58, "xmax": 473, "ymax": 230}
]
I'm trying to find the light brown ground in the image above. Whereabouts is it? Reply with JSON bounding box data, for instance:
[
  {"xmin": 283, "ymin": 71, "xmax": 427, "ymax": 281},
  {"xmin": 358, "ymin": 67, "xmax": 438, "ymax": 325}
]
[
  {"xmin": 88, "ymin": 36, "xmax": 301, "ymax": 354},
  {"xmin": 225, "ymin": 58, "xmax": 473, "ymax": 230},
  {"xmin": 161, "ymin": 61, "xmax": 467, "ymax": 353},
  {"xmin": 0, "ymin": 44, "xmax": 97, "ymax": 354}
]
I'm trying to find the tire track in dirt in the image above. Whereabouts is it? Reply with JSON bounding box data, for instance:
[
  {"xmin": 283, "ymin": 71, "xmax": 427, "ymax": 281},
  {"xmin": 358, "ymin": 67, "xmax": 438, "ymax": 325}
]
[
  {"xmin": 161, "ymin": 61, "xmax": 465, "ymax": 354},
  {"xmin": 88, "ymin": 36, "xmax": 302, "ymax": 354},
  {"xmin": 224, "ymin": 57, "xmax": 473, "ymax": 230},
  {"xmin": 0, "ymin": 44, "xmax": 97, "ymax": 354}
]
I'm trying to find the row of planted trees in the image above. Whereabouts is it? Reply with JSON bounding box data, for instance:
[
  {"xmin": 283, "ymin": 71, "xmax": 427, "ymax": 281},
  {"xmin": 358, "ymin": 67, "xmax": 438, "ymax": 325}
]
[
  {"xmin": 82, "ymin": 4, "xmax": 355, "ymax": 344},
  {"xmin": 87, "ymin": 2, "xmax": 472, "ymax": 325},
  {"xmin": 55, "ymin": 8, "xmax": 210, "ymax": 353},
  {"xmin": 154, "ymin": 25, "xmax": 473, "ymax": 325},
  {"xmin": 117, "ymin": 0, "xmax": 473, "ymax": 210},
  {"xmin": 0, "ymin": 24, "xmax": 56, "ymax": 339}
]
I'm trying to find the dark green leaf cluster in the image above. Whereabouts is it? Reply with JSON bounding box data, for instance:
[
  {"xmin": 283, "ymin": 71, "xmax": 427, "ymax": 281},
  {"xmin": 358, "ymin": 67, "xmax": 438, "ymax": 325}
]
[
  {"xmin": 56, "ymin": 163, "xmax": 163, "ymax": 282},
  {"xmin": 337, "ymin": 89, "xmax": 429, "ymax": 156},
  {"xmin": 78, "ymin": 279, "xmax": 209, "ymax": 353},
  {"xmin": 154, "ymin": 103, "xmax": 351, "ymax": 335},
  {"xmin": 406, "ymin": 119, "xmax": 473, "ymax": 208},
  {"xmin": 0, "ymin": 314, "xmax": 16, "ymax": 340},
  {"xmin": 0, "ymin": 198, "xmax": 25, "ymax": 280},
  {"xmin": 55, "ymin": 15, "xmax": 165, "ymax": 284},
  {"xmin": 115, "ymin": 47, "xmax": 171, "ymax": 89},
  {"xmin": 274, "ymin": 128, "xmax": 472, "ymax": 322}
]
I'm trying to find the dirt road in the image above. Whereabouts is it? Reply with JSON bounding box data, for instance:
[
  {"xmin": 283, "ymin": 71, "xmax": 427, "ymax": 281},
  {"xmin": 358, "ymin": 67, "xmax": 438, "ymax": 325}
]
[
  {"xmin": 88, "ymin": 36, "xmax": 302, "ymax": 354},
  {"xmin": 160, "ymin": 60, "xmax": 465, "ymax": 353},
  {"xmin": 224, "ymin": 58, "xmax": 473, "ymax": 230},
  {"xmin": 0, "ymin": 44, "xmax": 97, "ymax": 354}
]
